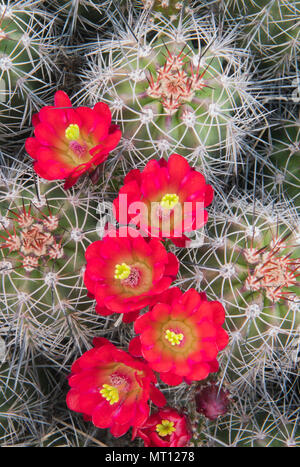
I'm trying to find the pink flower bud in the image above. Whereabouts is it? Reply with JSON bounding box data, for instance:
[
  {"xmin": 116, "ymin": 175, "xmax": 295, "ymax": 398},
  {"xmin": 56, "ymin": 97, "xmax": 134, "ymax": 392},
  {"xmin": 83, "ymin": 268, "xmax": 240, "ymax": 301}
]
[{"xmin": 195, "ymin": 383, "xmax": 230, "ymax": 420}]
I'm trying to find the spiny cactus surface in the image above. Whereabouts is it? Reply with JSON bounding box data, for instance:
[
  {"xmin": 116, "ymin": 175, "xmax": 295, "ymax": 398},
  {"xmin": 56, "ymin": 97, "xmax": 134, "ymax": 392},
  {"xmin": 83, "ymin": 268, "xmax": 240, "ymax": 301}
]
[
  {"xmin": 0, "ymin": 0, "xmax": 58, "ymax": 140},
  {"xmin": 0, "ymin": 0, "xmax": 299, "ymax": 449},
  {"xmin": 77, "ymin": 12, "xmax": 266, "ymax": 187},
  {"xmin": 0, "ymin": 171, "xmax": 104, "ymax": 359}
]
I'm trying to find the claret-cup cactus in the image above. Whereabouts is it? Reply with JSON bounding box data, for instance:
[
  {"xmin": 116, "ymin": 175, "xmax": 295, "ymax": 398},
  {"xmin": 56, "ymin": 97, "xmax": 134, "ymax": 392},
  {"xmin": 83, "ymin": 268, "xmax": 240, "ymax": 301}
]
[
  {"xmin": 178, "ymin": 194, "xmax": 300, "ymax": 349},
  {"xmin": 77, "ymin": 11, "xmax": 265, "ymax": 181},
  {"xmin": 0, "ymin": 0, "xmax": 299, "ymax": 449}
]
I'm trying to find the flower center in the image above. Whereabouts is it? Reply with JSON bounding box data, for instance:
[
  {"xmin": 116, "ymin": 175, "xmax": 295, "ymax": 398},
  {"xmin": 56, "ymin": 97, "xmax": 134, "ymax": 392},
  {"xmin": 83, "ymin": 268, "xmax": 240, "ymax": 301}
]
[
  {"xmin": 114, "ymin": 263, "xmax": 131, "ymax": 280},
  {"xmin": 65, "ymin": 124, "xmax": 80, "ymax": 141},
  {"xmin": 156, "ymin": 420, "xmax": 176, "ymax": 437},
  {"xmin": 99, "ymin": 384, "xmax": 119, "ymax": 405},
  {"xmin": 160, "ymin": 193, "xmax": 179, "ymax": 210},
  {"xmin": 165, "ymin": 329, "xmax": 184, "ymax": 346},
  {"xmin": 69, "ymin": 140, "xmax": 88, "ymax": 158},
  {"xmin": 121, "ymin": 267, "xmax": 140, "ymax": 287},
  {"xmin": 110, "ymin": 372, "xmax": 129, "ymax": 388}
]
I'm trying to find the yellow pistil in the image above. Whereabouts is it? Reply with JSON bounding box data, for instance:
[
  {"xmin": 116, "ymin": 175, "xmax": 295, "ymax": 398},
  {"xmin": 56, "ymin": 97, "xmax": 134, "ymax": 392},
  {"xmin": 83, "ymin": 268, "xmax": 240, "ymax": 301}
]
[
  {"xmin": 99, "ymin": 384, "xmax": 119, "ymax": 405},
  {"xmin": 114, "ymin": 263, "xmax": 131, "ymax": 280},
  {"xmin": 156, "ymin": 420, "xmax": 176, "ymax": 437},
  {"xmin": 65, "ymin": 124, "xmax": 80, "ymax": 141},
  {"xmin": 160, "ymin": 193, "xmax": 179, "ymax": 210},
  {"xmin": 165, "ymin": 329, "xmax": 184, "ymax": 346}
]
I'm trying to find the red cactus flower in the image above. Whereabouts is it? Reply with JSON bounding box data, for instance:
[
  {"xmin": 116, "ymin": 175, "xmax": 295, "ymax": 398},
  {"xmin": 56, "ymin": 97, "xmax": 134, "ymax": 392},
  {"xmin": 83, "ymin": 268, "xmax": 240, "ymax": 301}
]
[
  {"xmin": 84, "ymin": 227, "xmax": 179, "ymax": 322},
  {"xmin": 133, "ymin": 407, "xmax": 192, "ymax": 447},
  {"xmin": 129, "ymin": 287, "xmax": 229, "ymax": 386},
  {"xmin": 113, "ymin": 153, "xmax": 213, "ymax": 246},
  {"xmin": 66, "ymin": 337, "xmax": 166, "ymax": 438},
  {"xmin": 25, "ymin": 91, "xmax": 121, "ymax": 189},
  {"xmin": 195, "ymin": 382, "xmax": 231, "ymax": 420}
]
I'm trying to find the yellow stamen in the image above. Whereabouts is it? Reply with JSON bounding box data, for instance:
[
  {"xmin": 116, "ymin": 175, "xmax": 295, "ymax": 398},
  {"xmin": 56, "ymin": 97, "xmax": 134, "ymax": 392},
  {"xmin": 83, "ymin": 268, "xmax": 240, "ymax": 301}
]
[
  {"xmin": 160, "ymin": 193, "xmax": 179, "ymax": 210},
  {"xmin": 165, "ymin": 329, "xmax": 184, "ymax": 346},
  {"xmin": 114, "ymin": 263, "xmax": 131, "ymax": 280},
  {"xmin": 65, "ymin": 124, "xmax": 80, "ymax": 141},
  {"xmin": 156, "ymin": 419, "xmax": 176, "ymax": 437},
  {"xmin": 99, "ymin": 384, "xmax": 119, "ymax": 405}
]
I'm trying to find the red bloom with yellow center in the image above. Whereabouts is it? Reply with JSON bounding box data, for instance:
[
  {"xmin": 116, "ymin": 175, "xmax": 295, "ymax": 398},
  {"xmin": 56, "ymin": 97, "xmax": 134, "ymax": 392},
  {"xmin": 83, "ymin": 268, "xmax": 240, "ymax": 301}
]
[
  {"xmin": 133, "ymin": 407, "xmax": 192, "ymax": 447},
  {"xmin": 25, "ymin": 91, "xmax": 121, "ymax": 189},
  {"xmin": 66, "ymin": 338, "xmax": 166, "ymax": 437},
  {"xmin": 129, "ymin": 287, "xmax": 229, "ymax": 385},
  {"xmin": 84, "ymin": 227, "xmax": 179, "ymax": 322},
  {"xmin": 113, "ymin": 154, "xmax": 213, "ymax": 246}
]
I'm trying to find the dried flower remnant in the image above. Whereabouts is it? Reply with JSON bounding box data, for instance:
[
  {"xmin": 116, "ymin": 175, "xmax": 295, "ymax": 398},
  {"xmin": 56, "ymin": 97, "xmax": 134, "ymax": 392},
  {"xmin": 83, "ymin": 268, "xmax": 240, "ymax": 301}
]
[
  {"xmin": 194, "ymin": 197, "xmax": 300, "ymax": 344},
  {"xmin": 147, "ymin": 48, "xmax": 208, "ymax": 115},
  {"xmin": 0, "ymin": 204, "xmax": 63, "ymax": 272},
  {"xmin": 66, "ymin": 338, "xmax": 166, "ymax": 437},
  {"xmin": 129, "ymin": 287, "xmax": 228, "ymax": 385},
  {"xmin": 244, "ymin": 236, "xmax": 300, "ymax": 303}
]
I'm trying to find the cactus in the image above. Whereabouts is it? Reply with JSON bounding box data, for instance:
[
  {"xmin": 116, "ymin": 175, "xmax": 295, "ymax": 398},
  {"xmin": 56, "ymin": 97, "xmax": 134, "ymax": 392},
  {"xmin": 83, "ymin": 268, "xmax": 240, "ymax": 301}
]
[
  {"xmin": 76, "ymin": 10, "xmax": 265, "ymax": 184},
  {"xmin": 0, "ymin": 0, "xmax": 57, "ymax": 140},
  {"xmin": 171, "ymin": 192, "xmax": 299, "ymax": 446},
  {"xmin": 195, "ymin": 399, "xmax": 300, "ymax": 446},
  {"xmin": 218, "ymin": 0, "xmax": 300, "ymax": 79},
  {"xmin": 178, "ymin": 194, "xmax": 300, "ymax": 344},
  {"xmin": 174, "ymin": 192, "xmax": 300, "ymax": 394},
  {"xmin": 263, "ymin": 110, "xmax": 300, "ymax": 206},
  {"xmin": 31, "ymin": 421, "xmax": 107, "ymax": 447},
  {"xmin": 138, "ymin": 0, "xmax": 194, "ymax": 21},
  {"xmin": 0, "ymin": 170, "xmax": 105, "ymax": 359},
  {"xmin": 140, "ymin": 0, "xmax": 185, "ymax": 15}
]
